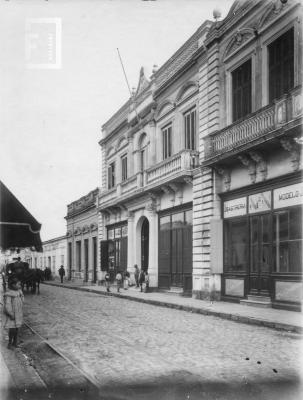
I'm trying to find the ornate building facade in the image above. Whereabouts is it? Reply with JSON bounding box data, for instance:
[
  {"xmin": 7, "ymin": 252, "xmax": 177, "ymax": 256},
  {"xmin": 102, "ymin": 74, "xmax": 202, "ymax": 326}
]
[
  {"xmin": 199, "ymin": 0, "xmax": 302, "ymax": 310},
  {"xmin": 98, "ymin": 21, "xmax": 211, "ymax": 293},
  {"xmin": 98, "ymin": 0, "xmax": 302, "ymax": 310},
  {"xmin": 65, "ymin": 188, "xmax": 99, "ymax": 282}
]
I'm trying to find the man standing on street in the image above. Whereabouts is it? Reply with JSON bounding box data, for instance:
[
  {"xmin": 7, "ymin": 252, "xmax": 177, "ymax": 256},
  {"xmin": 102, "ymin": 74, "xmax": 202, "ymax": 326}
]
[{"xmin": 58, "ymin": 265, "xmax": 65, "ymax": 283}]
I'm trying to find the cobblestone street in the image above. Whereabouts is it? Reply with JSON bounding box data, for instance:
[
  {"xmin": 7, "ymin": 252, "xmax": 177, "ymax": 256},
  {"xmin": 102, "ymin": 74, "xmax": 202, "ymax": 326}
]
[{"xmin": 19, "ymin": 284, "xmax": 302, "ymax": 399}]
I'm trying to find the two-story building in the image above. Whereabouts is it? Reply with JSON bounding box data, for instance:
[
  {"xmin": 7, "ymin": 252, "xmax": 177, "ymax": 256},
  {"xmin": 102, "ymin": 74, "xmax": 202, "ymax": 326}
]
[
  {"xmin": 98, "ymin": 21, "xmax": 212, "ymax": 294},
  {"xmin": 65, "ymin": 189, "xmax": 99, "ymax": 283},
  {"xmin": 199, "ymin": 0, "xmax": 302, "ymax": 310}
]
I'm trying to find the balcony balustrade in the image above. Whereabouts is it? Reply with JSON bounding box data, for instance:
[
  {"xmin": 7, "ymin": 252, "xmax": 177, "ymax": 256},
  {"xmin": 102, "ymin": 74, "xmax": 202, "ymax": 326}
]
[
  {"xmin": 204, "ymin": 86, "xmax": 302, "ymax": 164},
  {"xmin": 99, "ymin": 149, "xmax": 198, "ymax": 207}
]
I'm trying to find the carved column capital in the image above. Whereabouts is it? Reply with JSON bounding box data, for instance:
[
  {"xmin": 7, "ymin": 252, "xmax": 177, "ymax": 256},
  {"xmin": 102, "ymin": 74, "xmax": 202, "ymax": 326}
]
[
  {"xmin": 161, "ymin": 185, "xmax": 175, "ymax": 206},
  {"xmin": 127, "ymin": 211, "xmax": 135, "ymax": 221},
  {"xmin": 249, "ymin": 151, "xmax": 267, "ymax": 181},
  {"xmin": 215, "ymin": 166, "xmax": 231, "ymax": 191},
  {"xmin": 238, "ymin": 154, "xmax": 256, "ymax": 184},
  {"xmin": 183, "ymin": 176, "xmax": 193, "ymax": 185},
  {"xmin": 280, "ymin": 138, "xmax": 301, "ymax": 171}
]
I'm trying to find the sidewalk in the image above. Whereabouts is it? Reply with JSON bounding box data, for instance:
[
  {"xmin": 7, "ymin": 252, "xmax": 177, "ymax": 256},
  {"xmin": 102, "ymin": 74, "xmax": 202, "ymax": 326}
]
[
  {"xmin": 45, "ymin": 279, "xmax": 303, "ymax": 334},
  {"xmin": 0, "ymin": 290, "xmax": 48, "ymax": 400}
]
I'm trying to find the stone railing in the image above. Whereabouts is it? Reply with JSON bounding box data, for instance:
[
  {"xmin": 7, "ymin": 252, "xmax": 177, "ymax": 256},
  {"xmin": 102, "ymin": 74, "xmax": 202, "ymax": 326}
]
[
  {"xmin": 204, "ymin": 86, "xmax": 302, "ymax": 161},
  {"xmin": 147, "ymin": 149, "xmax": 197, "ymax": 185},
  {"xmin": 99, "ymin": 187, "xmax": 116, "ymax": 204},
  {"xmin": 121, "ymin": 176, "xmax": 138, "ymax": 195},
  {"xmin": 98, "ymin": 149, "xmax": 198, "ymax": 207}
]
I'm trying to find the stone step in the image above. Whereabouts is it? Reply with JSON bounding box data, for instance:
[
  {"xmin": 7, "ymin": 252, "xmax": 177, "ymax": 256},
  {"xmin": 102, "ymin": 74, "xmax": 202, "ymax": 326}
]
[
  {"xmin": 159, "ymin": 287, "xmax": 184, "ymax": 296},
  {"xmin": 247, "ymin": 295, "xmax": 272, "ymax": 303},
  {"xmin": 240, "ymin": 296, "xmax": 272, "ymax": 308}
]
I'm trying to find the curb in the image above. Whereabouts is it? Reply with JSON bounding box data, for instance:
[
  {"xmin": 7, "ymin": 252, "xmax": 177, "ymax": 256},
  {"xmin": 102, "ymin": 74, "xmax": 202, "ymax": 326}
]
[{"xmin": 43, "ymin": 282, "xmax": 303, "ymax": 334}]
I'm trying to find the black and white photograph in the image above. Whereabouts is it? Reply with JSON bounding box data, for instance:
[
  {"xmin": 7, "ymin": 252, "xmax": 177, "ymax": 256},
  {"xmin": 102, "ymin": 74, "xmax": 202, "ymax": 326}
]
[{"xmin": 0, "ymin": 0, "xmax": 302, "ymax": 399}]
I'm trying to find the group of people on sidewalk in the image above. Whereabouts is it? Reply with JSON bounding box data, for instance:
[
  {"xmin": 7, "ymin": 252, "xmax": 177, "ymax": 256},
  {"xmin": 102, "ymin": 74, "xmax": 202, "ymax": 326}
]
[{"xmin": 105, "ymin": 264, "xmax": 149, "ymax": 293}]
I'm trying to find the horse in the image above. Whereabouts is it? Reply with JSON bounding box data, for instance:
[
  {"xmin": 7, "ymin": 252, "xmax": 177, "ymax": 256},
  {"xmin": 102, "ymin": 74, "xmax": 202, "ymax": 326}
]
[{"xmin": 5, "ymin": 262, "xmax": 44, "ymax": 294}]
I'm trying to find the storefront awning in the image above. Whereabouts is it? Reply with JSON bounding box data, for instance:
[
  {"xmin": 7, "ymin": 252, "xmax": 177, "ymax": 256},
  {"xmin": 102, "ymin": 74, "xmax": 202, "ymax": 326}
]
[{"xmin": 0, "ymin": 181, "xmax": 43, "ymax": 252}]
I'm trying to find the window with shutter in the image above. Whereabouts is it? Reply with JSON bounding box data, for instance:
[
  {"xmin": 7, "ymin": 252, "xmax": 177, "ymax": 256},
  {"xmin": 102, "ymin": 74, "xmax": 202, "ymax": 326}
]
[
  {"xmin": 268, "ymin": 28, "xmax": 294, "ymax": 103},
  {"xmin": 232, "ymin": 59, "xmax": 252, "ymax": 122}
]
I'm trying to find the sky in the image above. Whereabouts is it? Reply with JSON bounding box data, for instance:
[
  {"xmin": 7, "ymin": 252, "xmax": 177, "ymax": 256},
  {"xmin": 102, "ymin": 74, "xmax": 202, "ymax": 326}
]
[{"xmin": 0, "ymin": 0, "xmax": 234, "ymax": 242}]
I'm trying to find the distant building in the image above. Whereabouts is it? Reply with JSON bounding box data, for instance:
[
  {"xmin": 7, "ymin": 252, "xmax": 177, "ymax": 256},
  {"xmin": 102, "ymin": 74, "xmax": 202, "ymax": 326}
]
[
  {"xmin": 40, "ymin": 236, "xmax": 67, "ymax": 277},
  {"xmin": 65, "ymin": 189, "xmax": 99, "ymax": 283},
  {"xmin": 26, "ymin": 236, "xmax": 67, "ymax": 278}
]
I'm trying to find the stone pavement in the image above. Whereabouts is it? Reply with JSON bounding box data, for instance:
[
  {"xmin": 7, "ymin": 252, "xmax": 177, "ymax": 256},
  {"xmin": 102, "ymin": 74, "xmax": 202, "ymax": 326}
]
[
  {"xmin": 20, "ymin": 285, "xmax": 303, "ymax": 399},
  {"xmin": 45, "ymin": 279, "xmax": 303, "ymax": 334},
  {"xmin": 1, "ymin": 282, "xmax": 302, "ymax": 400}
]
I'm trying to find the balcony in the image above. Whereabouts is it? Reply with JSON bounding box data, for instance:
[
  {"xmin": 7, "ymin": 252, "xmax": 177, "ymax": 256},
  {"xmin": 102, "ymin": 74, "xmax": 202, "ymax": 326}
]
[
  {"xmin": 203, "ymin": 86, "xmax": 302, "ymax": 166},
  {"xmin": 98, "ymin": 149, "xmax": 198, "ymax": 208}
]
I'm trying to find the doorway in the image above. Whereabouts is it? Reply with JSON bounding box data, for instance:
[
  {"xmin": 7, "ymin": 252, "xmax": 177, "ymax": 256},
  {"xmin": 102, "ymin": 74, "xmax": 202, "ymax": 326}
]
[
  {"xmin": 249, "ymin": 214, "xmax": 271, "ymax": 295},
  {"xmin": 141, "ymin": 218, "xmax": 149, "ymax": 271}
]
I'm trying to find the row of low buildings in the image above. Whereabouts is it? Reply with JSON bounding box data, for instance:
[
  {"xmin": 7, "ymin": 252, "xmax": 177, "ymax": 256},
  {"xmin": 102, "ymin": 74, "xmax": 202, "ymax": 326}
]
[{"xmin": 29, "ymin": 0, "xmax": 302, "ymax": 311}]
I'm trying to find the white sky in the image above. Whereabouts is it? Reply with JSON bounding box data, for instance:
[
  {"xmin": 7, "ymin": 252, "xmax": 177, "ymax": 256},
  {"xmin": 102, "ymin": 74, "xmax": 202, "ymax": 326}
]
[{"xmin": 0, "ymin": 0, "xmax": 234, "ymax": 241}]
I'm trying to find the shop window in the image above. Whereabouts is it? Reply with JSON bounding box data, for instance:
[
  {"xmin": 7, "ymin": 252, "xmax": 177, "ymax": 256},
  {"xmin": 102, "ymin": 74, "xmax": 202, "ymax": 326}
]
[
  {"xmin": 121, "ymin": 154, "xmax": 127, "ymax": 182},
  {"xmin": 232, "ymin": 59, "xmax": 252, "ymax": 122},
  {"xmin": 162, "ymin": 124, "xmax": 172, "ymax": 159},
  {"xmin": 268, "ymin": 28, "xmax": 294, "ymax": 103},
  {"xmin": 224, "ymin": 218, "xmax": 248, "ymax": 272},
  {"xmin": 184, "ymin": 108, "xmax": 196, "ymax": 150},
  {"xmin": 273, "ymin": 207, "xmax": 302, "ymax": 273},
  {"xmin": 108, "ymin": 162, "xmax": 115, "ymax": 189}
]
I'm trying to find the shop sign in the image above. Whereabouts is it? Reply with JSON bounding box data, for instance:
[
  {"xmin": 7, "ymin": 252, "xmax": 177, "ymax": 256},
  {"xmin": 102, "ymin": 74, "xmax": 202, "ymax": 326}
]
[
  {"xmin": 249, "ymin": 191, "xmax": 271, "ymax": 214},
  {"xmin": 108, "ymin": 229, "xmax": 114, "ymax": 240},
  {"xmin": 223, "ymin": 197, "xmax": 247, "ymax": 218},
  {"xmin": 114, "ymin": 228, "xmax": 121, "ymax": 238},
  {"xmin": 274, "ymin": 183, "xmax": 303, "ymax": 209},
  {"xmin": 121, "ymin": 226, "xmax": 128, "ymax": 237}
]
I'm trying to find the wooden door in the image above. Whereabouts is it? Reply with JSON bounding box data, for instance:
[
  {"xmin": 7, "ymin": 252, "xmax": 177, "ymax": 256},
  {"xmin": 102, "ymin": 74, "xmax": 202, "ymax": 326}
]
[
  {"xmin": 141, "ymin": 218, "xmax": 149, "ymax": 271},
  {"xmin": 249, "ymin": 214, "xmax": 271, "ymax": 295}
]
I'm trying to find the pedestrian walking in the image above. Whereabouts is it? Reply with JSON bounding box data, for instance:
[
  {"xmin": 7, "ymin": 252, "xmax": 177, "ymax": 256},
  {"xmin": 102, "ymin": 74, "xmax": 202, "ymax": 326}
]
[
  {"xmin": 139, "ymin": 268, "xmax": 145, "ymax": 292},
  {"xmin": 3, "ymin": 278, "xmax": 24, "ymax": 349},
  {"xmin": 58, "ymin": 265, "xmax": 65, "ymax": 283},
  {"xmin": 123, "ymin": 270, "xmax": 130, "ymax": 290},
  {"xmin": 134, "ymin": 264, "xmax": 139, "ymax": 288},
  {"xmin": 116, "ymin": 271, "xmax": 123, "ymax": 293},
  {"xmin": 105, "ymin": 271, "xmax": 111, "ymax": 292}
]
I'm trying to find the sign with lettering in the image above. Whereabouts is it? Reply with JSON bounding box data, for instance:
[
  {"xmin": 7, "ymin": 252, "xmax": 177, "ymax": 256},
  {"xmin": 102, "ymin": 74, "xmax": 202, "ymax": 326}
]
[
  {"xmin": 223, "ymin": 197, "xmax": 247, "ymax": 218},
  {"xmin": 249, "ymin": 191, "xmax": 271, "ymax": 214},
  {"xmin": 274, "ymin": 183, "xmax": 303, "ymax": 209}
]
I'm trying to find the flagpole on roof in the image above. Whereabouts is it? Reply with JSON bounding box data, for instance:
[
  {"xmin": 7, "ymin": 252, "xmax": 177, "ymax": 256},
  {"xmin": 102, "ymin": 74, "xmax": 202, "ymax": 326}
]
[{"xmin": 116, "ymin": 48, "xmax": 139, "ymax": 123}]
